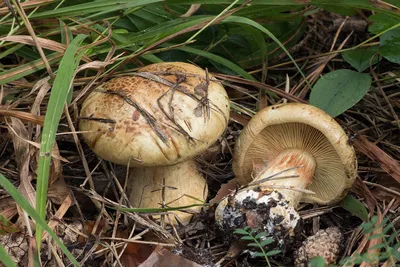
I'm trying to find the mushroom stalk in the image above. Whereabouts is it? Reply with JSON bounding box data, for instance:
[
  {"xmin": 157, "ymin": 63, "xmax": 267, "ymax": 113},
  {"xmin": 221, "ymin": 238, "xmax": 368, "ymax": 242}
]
[{"xmin": 251, "ymin": 149, "xmax": 316, "ymax": 207}]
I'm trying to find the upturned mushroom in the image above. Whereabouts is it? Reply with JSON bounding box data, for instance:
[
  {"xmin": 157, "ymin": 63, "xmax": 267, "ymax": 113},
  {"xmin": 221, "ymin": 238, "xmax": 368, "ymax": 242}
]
[
  {"xmin": 79, "ymin": 62, "xmax": 230, "ymax": 225},
  {"xmin": 215, "ymin": 103, "xmax": 357, "ymax": 247}
]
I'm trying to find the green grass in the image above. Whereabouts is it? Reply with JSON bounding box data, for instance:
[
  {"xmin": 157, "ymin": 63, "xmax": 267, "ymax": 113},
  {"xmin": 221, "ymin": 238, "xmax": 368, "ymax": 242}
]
[{"xmin": 1, "ymin": 0, "xmax": 400, "ymax": 266}]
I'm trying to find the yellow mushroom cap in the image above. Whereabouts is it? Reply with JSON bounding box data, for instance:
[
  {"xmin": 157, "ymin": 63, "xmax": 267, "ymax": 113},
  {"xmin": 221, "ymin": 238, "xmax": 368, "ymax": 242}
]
[
  {"xmin": 79, "ymin": 62, "xmax": 230, "ymax": 167},
  {"xmin": 233, "ymin": 103, "xmax": 357, "ymax": 205},
  {"xmin": 127, "ymin": 160, "xmax": 208, "ymax": 225}
]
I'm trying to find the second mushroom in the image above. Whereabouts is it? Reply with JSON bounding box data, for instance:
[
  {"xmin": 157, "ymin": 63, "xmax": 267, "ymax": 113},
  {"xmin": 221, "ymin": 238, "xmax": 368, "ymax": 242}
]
[
  {"xmin": 215, "ymin": 103, "xmax": 357, "ymax": 250},
  {"xmin": 79, "ymin": 62, "xmax": 230, "ymax": 225}
]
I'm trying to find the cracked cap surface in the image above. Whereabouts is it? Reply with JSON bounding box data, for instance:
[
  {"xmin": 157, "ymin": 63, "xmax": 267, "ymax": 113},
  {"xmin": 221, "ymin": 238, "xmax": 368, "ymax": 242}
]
[{"xmin": 79, "ymin": 62, "xmax": 230, "ymax": 166}]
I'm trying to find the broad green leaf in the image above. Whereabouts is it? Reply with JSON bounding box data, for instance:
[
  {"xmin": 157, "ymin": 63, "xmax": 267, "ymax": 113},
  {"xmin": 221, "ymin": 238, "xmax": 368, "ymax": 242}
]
[
  {"xmin": 369, "ymin": 13, "xmax": 400, "ymax": 34},
  {"xmin": 0, "ymin": 244, "xmax": 17, "ymax": 267},
  {"xmin": 0, "ymin": 173, "xmax": 80, "ymax": 266},
  {"xmin": 36, "ymin": 34, "xmax": 87, "ymax": 248},
  {"xmin": 380, "ymin": 28, "xmax": 400, "ymax": 64},
  {"xmin": 342, "ymin": 46, "xmax": 380, "ymax": 72},
  {"xmin": 310, "ymin": 69, "xmax": 371, "ymax": 117},
  {"xmin": 320, "ymin": 5, "xmax": 357, "ymax": 16},
  {"xmin": 339, "ymin": 194, "xmax": 369, "ymax": 222}
]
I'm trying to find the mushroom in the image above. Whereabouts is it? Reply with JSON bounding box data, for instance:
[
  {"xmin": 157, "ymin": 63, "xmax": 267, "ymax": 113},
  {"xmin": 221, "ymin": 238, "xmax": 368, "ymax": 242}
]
[
  {"xmin": 294, "ymin": 227, "xmax": 342, "ymax": 267},
  {"xmin": 215, "ymin": 103, "xmax": 357, "ymax": 248},
  {"xmin": 79, "ymin": 62, "xmax": 230, "ymax": 225},
  {"xmin": 127, "ymin": 160, "xmax": 207, "ymax": 225}
]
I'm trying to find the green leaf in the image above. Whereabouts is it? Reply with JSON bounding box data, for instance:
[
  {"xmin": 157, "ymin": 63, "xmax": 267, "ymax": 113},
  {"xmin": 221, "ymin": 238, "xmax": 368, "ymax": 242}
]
[
  {"xmin": 393, "ymin": 243, "xmax": 400, "ymax": 260},
  {"xmin": 259, "ymin": 238, "xmax": 274, "ymax": 247},
  {"xmin": 233, "ymin": 228, "xmax": 249, "ymax": 235},
  {"xmin": 222, "ymin": 15, "xmax": 309, "ymax": 86},
  {"xmin": 0, "ymin": 53, "xmax": 62, "ymax": 86},
  {"xmin": 388, "ymin": 229, "xmax": 400, "ymax": 244},
  {"xmin": 0, "ymin": 173, "xmax": 80, "ymax": 266},
  {"xmin": 309, "ymin": 256, "xmax": 327, "ymax": 267},
  {"xmin": 252, "ymin": 252, "xmax": 267, "ymax": 258},
  {"xmin": 255, "ymin": 232, "xmax": 268, "ymax": 239},
  {"xmin": 369, "ymin": 13, "xmax": 400, "ymax": 34},
  {"xmin": 32, "ymin": 0, "xmax": 163, "ymax": 19},
  {"xmin": 342, "ymin": 46, "xmax": 380, "ymax": 72},
  {"xmin": 35, "ymin": 34, "xmax": 87, "ymax": 248},
  {"xmin": 361, "ymin": 254, "xmax": 372, "ymax": 263},
  {"xmin": 380, "ymin": 28, "xmax": 400, "ymax": 64},
  {"xmin": 247, "ymin": 243, "xmax": 260, "ymax": 247},
  {"xmin": 177, "ymin": 46, "xmax": 256, "ymax": 81},
  {"xmin": 309, "ymin": 69, "xmax": 371, "ymax": 117},
  {"xmin": 241, "ymin": 236, "xmax": 255, "ymax": 241},
  {"xmin": 265, "ymin": 250, "xmax": 281, "ymax": 256},
  {"xmin": 339, "ymin": 195, "xmax": 369, "ymax": 222},
  {"xmin": 371, "ymin": 243, "xmax": 386, "ymax": 250},
  {"xmin": 0, "ymin": 244, "xmax": 17, "ymax": 267},
  {"xmin": 368, "ymin": 233, "xmax": 385, "ymax": 240},
  {"xmin": 319, "ymin": 5, "xmax": 357, "ymax": 16}
]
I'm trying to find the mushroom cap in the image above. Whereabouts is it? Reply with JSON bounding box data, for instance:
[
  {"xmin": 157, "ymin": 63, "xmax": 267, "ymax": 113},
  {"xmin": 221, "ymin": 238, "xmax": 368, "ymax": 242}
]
[
  {"xmin": 127, "ymin": 160, "xmax": 208, "ymax": 225},
  {"xmin": 233, "ymin": 103, "xmax": 357, "ymax": 205},
  {"xmin": 79, "ymin": 62, "xmax": 230, "ymax": 166}
]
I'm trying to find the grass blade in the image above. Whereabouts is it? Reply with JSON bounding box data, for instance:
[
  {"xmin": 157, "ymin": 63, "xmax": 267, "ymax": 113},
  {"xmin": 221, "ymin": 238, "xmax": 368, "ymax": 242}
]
[
  {"xmin": 35, "ymin": 34, "xmax": 87, "ymax": 248},
  {"xmin": 177, "ymin": 46, "xmax": 256, "ymax": 81},
  {"xmin": 0, "ymin": 173, "xmax": 80, "ymax": 266},
  {"xmin": 222, "ymin": 16, "xmax": 310, "ymax": 86},
  {"xmin": 0, "ymin": 244, "xmax": 17, "ymax": 267}
]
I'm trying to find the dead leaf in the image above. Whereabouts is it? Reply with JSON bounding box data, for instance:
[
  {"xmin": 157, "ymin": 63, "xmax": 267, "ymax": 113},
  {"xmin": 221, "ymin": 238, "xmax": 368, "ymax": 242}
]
[
  {"xmin": 0, "ymin": 109, "xmax": 45, "ymax": 125},
  {"xmin": 0, "ymin": 0, "xmax": 53, "ymax": 15},
  {"xmin": 229, "ymin": 111, "xmax": 250, "ymax": 126},
  {"xmin": 209, "ymin": 178, "xmax": 238, "ymax": 203},
  {"xmin": 138, "ymin": 246, "xmax": 203, "ymax": 267},
  {"xmin": 120, "ymin": 242, "xmax": 155, "ymax": 267},
  {"xmin": 28, "ymin": 236, "xmax": 38, "ymax": 267},
  {"xmin": 7, "ymin": 118, "xmax": 36, "ymax": 211},
  {"xmin": 41, "ymin": 194, "xmax": 73, "ymax": 241},
  {"xmin": 353, "ymin": 134, "xmax": 400, "ymax": 183},
  {"xmin": 32, "ymin": 142, "xmax": 65, "ymax": 185},
  {"xmin": 180, "ymin": 4, "xmax": 201, "ymax": 17},
  {"xmin": 0, "ymin": 35, "xmax": 91, "ymax": 62}
]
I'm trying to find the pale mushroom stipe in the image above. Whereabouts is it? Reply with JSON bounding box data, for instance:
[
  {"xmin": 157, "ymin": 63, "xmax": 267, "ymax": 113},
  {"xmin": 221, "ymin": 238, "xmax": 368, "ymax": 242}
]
[
  {"xmin": 80, "ymin": 62, "xmax": 230, "ymax": 225},
  {"xmin": 215, "ymin": 103, "xmax": 357, "ymax": 251}
]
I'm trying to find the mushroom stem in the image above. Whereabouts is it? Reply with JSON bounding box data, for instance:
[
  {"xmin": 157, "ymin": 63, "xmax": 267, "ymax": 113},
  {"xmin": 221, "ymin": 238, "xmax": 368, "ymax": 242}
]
[
  {"xmin": 127, "ymin": 160, "xmax": 208, "ymax": 225},
  {"xmin": 252, "ymin": 149, "xmax": 316, "ymax": 207}
]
